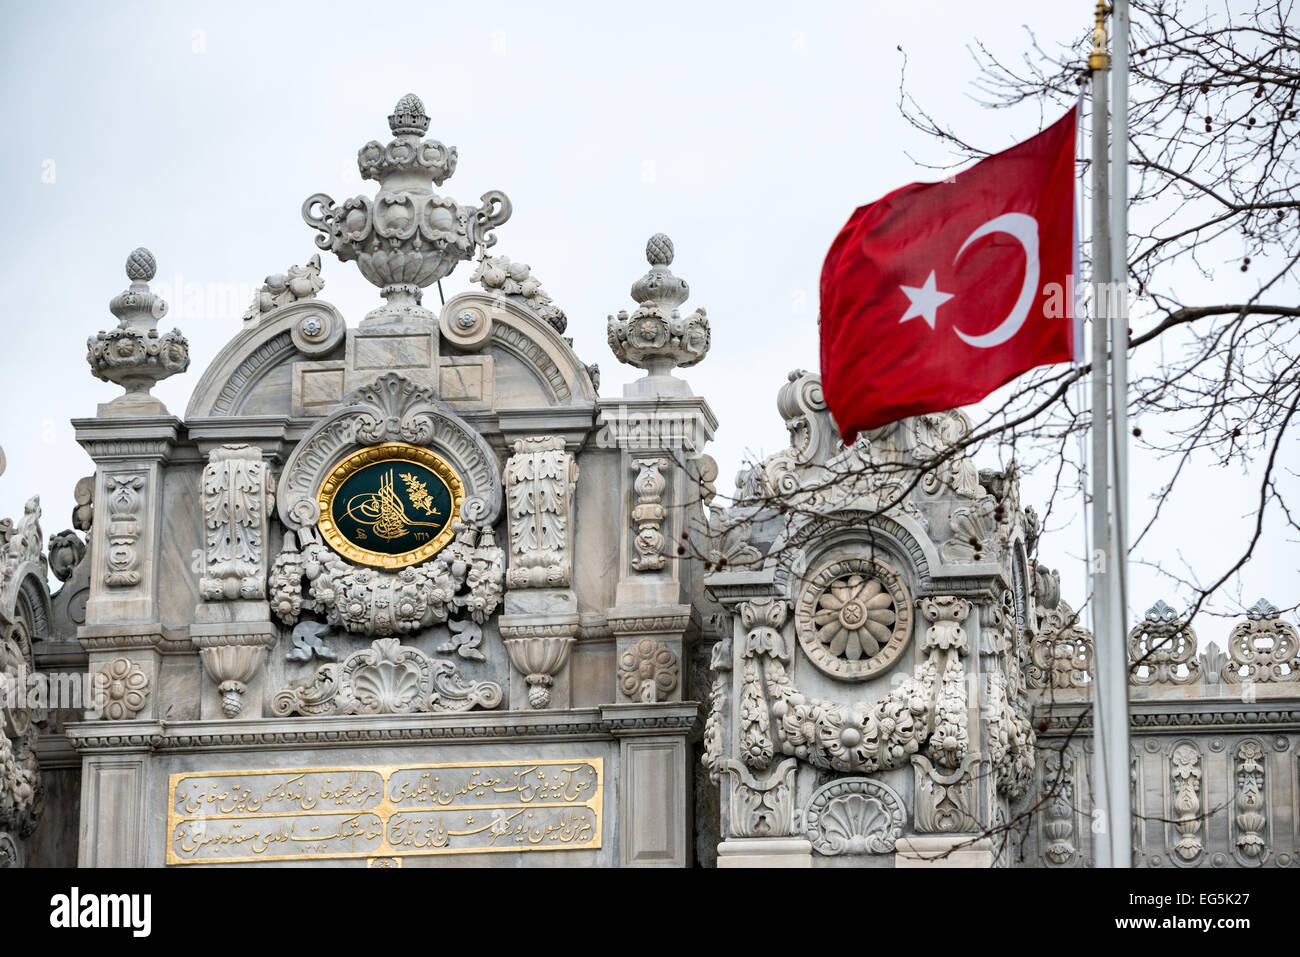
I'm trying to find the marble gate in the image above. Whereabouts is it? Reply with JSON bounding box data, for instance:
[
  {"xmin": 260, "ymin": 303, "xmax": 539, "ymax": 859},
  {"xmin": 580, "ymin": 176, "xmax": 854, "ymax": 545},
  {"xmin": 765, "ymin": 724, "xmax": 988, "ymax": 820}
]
[{"xmin": 2, "ymin": 93, "xmax": 1298, "ymax": 868}]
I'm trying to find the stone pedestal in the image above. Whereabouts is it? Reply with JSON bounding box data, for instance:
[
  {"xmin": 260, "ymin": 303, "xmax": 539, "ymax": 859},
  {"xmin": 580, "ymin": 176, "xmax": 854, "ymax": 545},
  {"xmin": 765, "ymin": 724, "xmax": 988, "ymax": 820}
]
[
  {"xmin": 895, "ymin": 836, "xmax": 995, "ymax": 868},
  {"xmin": 716, "ymin": 838, "xmax": 814, "ymax": 868}
]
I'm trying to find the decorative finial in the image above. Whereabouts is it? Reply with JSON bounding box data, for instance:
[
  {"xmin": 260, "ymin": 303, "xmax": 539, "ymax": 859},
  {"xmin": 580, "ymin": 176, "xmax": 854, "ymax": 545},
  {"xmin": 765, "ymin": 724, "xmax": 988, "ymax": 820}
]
[
  {"xmin": 88, "ymin": 246, "xmax": 189, "ymax": 415},
  {"xmin": 388, "ymin": 93, "xmax": 430, "ymax": 136},
  {"xmin": 125, "ymin": 247, "xmax": 157, "ymax": 282},
  {"xmin": 1089, "ymin": 1, "xmax": 1111, "ymax": 71},
  {"xmin": 646, "ymin": 233, "xmax": 674, "ymax": 266},
  {"xmin": 1246, "ymin": 598, "xmax": 1280, "ymax": 620},
  {"xmin": 607, "ymin": 233, "xmax": 711, "ymax": 388},
  {"xmin": 1144, "ymin": 599, "xmax": 1179, "ymax": 624},
  {"xmin": 303, "ymin": 92, "xmax": 511, "ymax": 325}
]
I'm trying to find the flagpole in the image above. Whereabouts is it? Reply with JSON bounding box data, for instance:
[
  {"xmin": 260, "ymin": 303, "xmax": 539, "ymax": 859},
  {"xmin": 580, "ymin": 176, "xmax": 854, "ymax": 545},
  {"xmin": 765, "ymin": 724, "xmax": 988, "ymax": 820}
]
[
  {"xmin": 1106, "ymin": 0, "xmax": 1134, "ymax": 868},
  {"xmin": 1086, "ymin": 0, "xmax": 1115, "ymax": 869}
]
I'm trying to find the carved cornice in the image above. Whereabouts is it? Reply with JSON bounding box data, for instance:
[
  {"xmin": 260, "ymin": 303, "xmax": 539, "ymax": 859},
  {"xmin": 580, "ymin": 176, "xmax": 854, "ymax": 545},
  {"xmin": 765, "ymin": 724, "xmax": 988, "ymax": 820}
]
[
  {"xmin": 1035, "ymin": 699, "xmax": 1300, "ymax": 735},
  {"xmin": 77, "ymin": 624, "xmax": 193, "ymax": 655},
  {"xmin": 64, "ymin": 703, "xmax": 702, "ymax": 753},
  {"xmin": 72, "ymin": 417, "xmax": 182, "ymax": 464}
]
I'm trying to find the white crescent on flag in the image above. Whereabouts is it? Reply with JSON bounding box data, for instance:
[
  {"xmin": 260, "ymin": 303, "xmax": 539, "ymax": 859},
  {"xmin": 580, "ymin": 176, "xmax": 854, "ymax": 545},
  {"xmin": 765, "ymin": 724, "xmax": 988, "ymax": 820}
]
[{"xmin": 951, "ymin": 213, "xmax": 1040, "ymax": 349}]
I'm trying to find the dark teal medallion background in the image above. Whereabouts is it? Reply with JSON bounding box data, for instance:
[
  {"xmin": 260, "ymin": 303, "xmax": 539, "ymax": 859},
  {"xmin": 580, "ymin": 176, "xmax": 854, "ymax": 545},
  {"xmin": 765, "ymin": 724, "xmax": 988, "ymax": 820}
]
[{"xmin": 328, "ymin": 459, "xmax": 454, "ymax": 557}]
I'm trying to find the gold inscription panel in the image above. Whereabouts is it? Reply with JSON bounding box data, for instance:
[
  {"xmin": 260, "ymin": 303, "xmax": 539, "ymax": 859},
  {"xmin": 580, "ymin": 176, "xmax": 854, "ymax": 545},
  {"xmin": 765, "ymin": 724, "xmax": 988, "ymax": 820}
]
[{"xmin": 166, "ymin": 759, "xmax": 603, "ymax": 865}]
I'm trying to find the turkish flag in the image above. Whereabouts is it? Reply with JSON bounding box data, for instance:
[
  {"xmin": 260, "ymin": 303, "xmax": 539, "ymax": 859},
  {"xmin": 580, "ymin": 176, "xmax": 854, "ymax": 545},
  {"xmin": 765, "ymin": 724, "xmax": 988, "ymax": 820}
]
[{"xmin": 820, "ymin": 106, "xmax": 1078, "ymax": 442}]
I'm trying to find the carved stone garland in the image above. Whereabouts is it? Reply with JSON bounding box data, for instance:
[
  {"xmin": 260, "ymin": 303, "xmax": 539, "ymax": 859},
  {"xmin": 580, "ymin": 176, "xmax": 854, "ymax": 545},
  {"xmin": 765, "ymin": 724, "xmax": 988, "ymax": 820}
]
[
  {"xmin": 200, "ymin": 444, "xmax": 273, "ymax": 601},
  {"xmin": 1233, "ymin": 740, "xmax": 1267, "ymax": 864},
  {"xmin": 736, "ymin": 593, "xmax": 969, "ymax": 777},
  {"xmin": 272, "ymin": 637, "xmax": 502, "ymax": 716},
  {"xmin": 269, "ymin": 374, "xmax": 505, "ymax": 638},
  {"xmin": 983, "ymin": 602, "xmax": 1036, "ymax": 799},
  {"xmin": 1040, "ymin": 749, "xmax": 1077, "ymax": 866},
  {"xmin": 269, "ymin": 519, "xmax": 503, "ymax": 636},
  {"xmin": 1169, "ymin": 741, "xmax": 1204, "ymax": 863}
]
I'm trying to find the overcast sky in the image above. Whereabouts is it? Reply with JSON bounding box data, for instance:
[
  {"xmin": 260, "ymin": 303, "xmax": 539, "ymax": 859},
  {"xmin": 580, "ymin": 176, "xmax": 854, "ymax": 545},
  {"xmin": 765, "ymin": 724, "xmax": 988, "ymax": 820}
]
[{"xmin": 1, "ymin": 1, "xmax": 1293, "ymax": 638}]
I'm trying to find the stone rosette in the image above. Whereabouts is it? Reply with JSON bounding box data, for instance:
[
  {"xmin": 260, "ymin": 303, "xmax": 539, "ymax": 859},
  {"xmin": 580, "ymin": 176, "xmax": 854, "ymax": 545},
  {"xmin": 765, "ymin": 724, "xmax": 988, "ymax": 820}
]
[{"xmin": 794, "ymin": 556, "xmax": 912, "ymax": 680}]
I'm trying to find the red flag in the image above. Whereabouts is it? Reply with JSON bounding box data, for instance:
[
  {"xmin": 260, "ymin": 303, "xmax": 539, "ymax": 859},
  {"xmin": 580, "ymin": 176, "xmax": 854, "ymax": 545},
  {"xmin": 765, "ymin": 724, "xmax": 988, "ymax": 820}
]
[{"xmin": 820, "ymin": 106, "xmax": 1078, "ymax": 442}]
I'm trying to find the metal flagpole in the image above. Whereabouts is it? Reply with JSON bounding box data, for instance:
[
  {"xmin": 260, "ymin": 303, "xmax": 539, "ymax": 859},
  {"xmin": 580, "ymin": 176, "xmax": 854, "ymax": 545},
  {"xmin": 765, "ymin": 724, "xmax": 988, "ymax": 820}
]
[
  {"xmin": 1086, "ymin": 0, "xmax": 1114, "ymax": 868},
  {"xmin": 1106, "ymin": 0, "xmax": 1134, "ymax": 868}
]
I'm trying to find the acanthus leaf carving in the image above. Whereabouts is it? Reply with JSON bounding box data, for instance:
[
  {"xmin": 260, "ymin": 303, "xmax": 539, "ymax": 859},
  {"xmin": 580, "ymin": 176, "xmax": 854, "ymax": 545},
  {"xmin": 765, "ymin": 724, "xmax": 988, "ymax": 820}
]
[
  {"xmin": 505, "ymin": 437, "xmax": 578, "ymax": 589},
  {"xmin": 723, "ymin": 758, "xmax": 796, "ymax": 839},
  {"xmin": 200, "ymin": 444, "xmax": 273, "ymax": 601}
]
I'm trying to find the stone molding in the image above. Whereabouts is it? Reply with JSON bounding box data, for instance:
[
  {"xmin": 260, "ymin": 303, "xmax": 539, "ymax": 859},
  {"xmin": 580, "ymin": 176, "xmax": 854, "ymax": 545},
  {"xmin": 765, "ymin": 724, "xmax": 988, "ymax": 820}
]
[{"xmin": 64, "ymin": 703, "xmax": 701, "ymax": 753}]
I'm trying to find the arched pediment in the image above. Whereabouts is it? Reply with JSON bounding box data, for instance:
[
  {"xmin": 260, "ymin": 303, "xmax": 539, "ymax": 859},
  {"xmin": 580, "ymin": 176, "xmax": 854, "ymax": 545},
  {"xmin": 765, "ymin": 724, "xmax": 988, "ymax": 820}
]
[
  {"xmin": 439, "ymin": 292, "xmax": 598, "ymax": 405},
  {"xmin": 768, "ymin": 507, "xmax": 940, "ymax": 600},
  {"xmin": 1, "ymin": 562, "xmax": 52, "ymax": 640},
  {"xmin": 277, "ymin": 372, "xmax": 503, "ymax": 531},
  {"xmin": 185, "ymin": 300, "xmax": 347, "ymax": 419}
]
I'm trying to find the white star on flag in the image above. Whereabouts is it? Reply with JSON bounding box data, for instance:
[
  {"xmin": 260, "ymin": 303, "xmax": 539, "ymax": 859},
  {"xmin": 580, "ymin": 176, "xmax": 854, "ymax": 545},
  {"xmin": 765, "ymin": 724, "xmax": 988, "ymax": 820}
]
[{"xmin": 897, "ymin": 271, "xmax": 954, "ymax": 329}]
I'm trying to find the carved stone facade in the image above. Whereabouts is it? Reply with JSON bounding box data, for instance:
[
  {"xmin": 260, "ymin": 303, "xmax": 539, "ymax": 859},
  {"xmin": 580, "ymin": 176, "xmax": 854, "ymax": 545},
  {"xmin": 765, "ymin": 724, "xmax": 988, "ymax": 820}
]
[{"xmin": 7, "ymin": 91, "xmax": 1300, "ymax": 870}]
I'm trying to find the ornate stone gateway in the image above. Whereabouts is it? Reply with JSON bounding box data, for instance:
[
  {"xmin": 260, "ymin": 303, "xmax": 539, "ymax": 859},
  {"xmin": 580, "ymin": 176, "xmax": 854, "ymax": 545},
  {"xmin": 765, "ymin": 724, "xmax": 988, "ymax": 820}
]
[{"xmin": 5, "ymin": 91, "xmax": 1299, "ymax": 870}]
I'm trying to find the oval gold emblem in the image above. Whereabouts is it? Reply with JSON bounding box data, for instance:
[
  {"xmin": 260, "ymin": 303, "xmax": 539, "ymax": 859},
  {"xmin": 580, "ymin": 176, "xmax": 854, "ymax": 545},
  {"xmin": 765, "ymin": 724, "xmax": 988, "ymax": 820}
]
[{"xmin": 316, "ymin": 443, "xmax": 465, "ymax": 568}]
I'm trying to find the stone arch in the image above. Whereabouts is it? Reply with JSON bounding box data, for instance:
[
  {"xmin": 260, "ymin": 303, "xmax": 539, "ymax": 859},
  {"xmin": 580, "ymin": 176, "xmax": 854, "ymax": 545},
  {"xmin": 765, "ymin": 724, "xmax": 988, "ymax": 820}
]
[
  {"xmin": 439, "ymin": 292, "xmax": 597, "ymax": 405},
  {"xmin": 769, "ymin": 507, "xmax": 938, "ymax": 601},
  {"xmin": 185, "ymin": 300, "xmax": 347, "ymax": 418}
]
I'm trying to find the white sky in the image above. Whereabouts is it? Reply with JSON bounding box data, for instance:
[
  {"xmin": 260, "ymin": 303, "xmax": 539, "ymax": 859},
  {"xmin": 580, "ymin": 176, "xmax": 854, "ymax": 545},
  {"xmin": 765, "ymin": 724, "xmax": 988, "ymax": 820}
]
[{"xmin": 0, "ymin": 1, "xmax": 1294, "ymax": 636}]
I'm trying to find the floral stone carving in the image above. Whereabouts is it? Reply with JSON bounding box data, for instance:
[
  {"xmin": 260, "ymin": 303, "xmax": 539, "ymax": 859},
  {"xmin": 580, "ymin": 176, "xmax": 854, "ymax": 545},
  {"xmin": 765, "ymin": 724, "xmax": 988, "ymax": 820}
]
[
  {"xmin": 1223, "ymin": 598, "xmax": 1299, "ymax": 684},
  {"xmin": 723, "ymin": 758, "xmax": 796, "ymax": 839},
  {"xmin": 802, "ymin": 778, "xmax": 905, "ymax": 855},
  {"xmin": 200, "ymin": 444, "xmax": 274, "ymax": 601},
  {"xmin": 617, "ymin": 638, "xmax": 679, "ymax": 702},
  {"xmin": 505, "ymin": 437, "xmax": 579, "ymax": 588},
  {"xmin": 269, "ymin": 464, "xmax": 504, "ymax": 638},
  {"xmin": 91, "ymin": 658, "xmax": 149, "ymax": 720},
  {"xmin": 794, "ymin": 556, "xmax": 912, "ymax": 680},
  {"xmin": 302, "ymin": 94, "xmax": 511, "ymax": 324},
  {"xmin": 272, "ymin": 638, "xmax": 502, "ymax": 717},
  {"xmin": 1130, "ymin": 600, "xmax": 1200, "ymax": 685}
]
